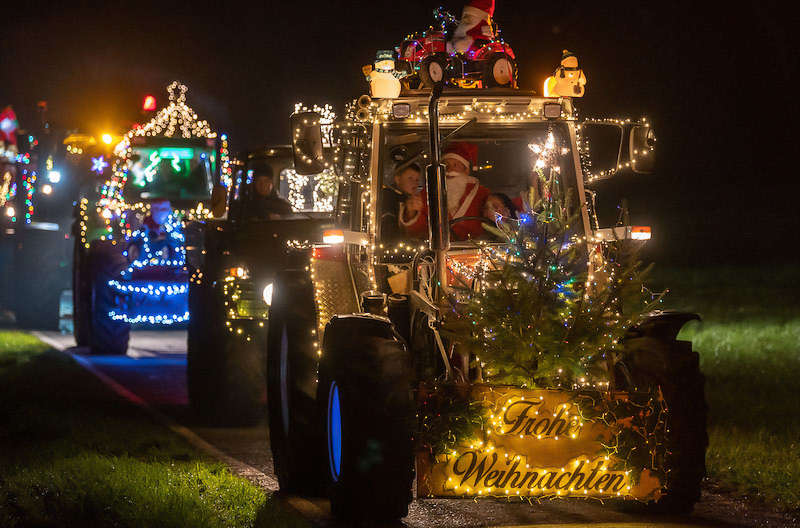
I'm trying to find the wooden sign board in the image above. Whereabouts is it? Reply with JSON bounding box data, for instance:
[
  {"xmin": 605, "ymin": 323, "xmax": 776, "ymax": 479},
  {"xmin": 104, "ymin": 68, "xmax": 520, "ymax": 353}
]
[{"xmin": 417, "ymin": 386, "xmax": 663, "ymax": 501}]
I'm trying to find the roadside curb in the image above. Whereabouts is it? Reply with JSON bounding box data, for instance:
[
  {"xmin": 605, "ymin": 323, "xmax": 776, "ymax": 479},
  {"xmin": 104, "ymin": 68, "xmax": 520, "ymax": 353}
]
[{"xmin": 30, "ymin": 331, "xmax": 328, "ymax": 523}]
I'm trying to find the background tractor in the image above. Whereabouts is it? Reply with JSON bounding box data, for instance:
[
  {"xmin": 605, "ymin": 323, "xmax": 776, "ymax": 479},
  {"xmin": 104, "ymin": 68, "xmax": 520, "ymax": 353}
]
[{"xmin": 186, "ymin": 146, "xmax": 336, "ymax": 424}]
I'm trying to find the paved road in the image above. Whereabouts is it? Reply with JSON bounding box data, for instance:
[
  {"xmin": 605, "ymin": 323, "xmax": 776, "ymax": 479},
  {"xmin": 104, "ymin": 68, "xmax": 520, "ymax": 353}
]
[{"xmin": 36, "ymin": 330, "xmax": 797, "ymax": 528}]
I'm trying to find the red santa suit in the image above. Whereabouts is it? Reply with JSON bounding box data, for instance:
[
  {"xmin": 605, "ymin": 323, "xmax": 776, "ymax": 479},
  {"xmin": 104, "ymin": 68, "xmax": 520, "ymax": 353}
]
[
  {"xmin": 400, "ymin": 143, "xmax": 490, "ymax": 240},
  {"xmin": 449, "ymin": 0, "xmax": 495, "ymax": 54}
]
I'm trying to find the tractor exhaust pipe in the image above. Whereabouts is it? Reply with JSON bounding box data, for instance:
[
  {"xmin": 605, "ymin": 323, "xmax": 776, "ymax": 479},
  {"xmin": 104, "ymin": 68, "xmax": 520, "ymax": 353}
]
[{"xmin": 426, "ymin": 82, "xmax": 449, "ymax": 254}]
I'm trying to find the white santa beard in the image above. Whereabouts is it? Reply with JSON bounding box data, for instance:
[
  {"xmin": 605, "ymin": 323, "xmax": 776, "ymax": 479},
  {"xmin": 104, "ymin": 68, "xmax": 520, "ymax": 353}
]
[{"xmin": 446, "ymin": 173, "xmax": 476, "ymax": 213}]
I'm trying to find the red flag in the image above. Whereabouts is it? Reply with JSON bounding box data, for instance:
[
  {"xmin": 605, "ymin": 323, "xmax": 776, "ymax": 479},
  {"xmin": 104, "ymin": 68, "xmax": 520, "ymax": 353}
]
[{"xmin": 0, "ymin": 106, "xmax": 19, "ymax": 145}]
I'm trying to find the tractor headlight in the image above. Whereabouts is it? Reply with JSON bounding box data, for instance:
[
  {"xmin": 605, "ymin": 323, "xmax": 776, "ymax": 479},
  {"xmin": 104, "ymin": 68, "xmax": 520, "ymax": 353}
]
[
  {"xmin": 224, "ymin": 266, "xmax": 249, "ymax": 279},
  {"xmin": 262, "ymin": 283, "xmax": 273, "ymax": 306}
]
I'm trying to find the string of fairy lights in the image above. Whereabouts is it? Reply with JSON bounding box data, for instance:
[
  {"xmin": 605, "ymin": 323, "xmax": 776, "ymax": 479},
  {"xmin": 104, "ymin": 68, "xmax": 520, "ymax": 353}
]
[{"xmin": 106, "ymin": 214, "xmax": 190, "ymax": 325}]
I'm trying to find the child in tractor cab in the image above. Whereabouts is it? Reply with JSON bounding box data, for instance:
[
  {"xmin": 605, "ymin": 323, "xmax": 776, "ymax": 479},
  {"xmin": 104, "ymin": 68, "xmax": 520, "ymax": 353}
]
[
  {"xmin": 448, "ymin": 0, "xmax": 496, "ymax": 54},
  {"xmin": 400, "ymin": 142, "xmax": 490, "ymax": 241}
]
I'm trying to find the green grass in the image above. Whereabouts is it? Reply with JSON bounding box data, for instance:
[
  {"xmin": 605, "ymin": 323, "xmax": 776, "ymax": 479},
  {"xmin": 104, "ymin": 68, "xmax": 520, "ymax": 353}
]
[
  {"xmin": 0, "ymin": 331, "xmax": 307, "ymax": 528},
  {"xmin": 651, "ymin": 266, "xmax": 800, "ymax": 512}
]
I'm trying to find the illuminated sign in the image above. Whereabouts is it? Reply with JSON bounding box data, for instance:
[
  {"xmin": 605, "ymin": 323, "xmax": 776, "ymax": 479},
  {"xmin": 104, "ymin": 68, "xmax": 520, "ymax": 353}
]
[{"xmin": 418, "ymin": 387, "xmax": 663, "ymax": 501}]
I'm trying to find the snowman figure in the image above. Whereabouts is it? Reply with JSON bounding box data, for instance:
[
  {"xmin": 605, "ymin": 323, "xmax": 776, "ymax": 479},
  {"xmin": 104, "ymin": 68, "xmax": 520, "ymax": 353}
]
[
  {"xmin": 448, "ymin": 0, "xmax": 496, "ymax": 54},
  {"xmin": 544, "ymin": 50, "xmax": 587, "ymax": 98},
  {"xmin": 363, "ymin": 50, "xmax": 404, "ymax": 99}
]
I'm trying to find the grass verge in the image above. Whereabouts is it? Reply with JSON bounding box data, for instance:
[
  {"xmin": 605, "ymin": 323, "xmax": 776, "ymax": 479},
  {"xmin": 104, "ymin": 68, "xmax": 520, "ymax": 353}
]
[
  {"xmin": 0, "ymin": 331, "xmax": 307, "ymax": 528},
  {"xmin": 652, "ymin": 266, "xmax": 800, "ymax": 512}
]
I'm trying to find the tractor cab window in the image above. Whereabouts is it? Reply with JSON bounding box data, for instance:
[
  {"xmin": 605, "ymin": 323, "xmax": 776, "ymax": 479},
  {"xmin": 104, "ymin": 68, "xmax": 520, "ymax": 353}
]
[
  {"xmin": 277, "ymin": 167, "xmax": 338, "ymax": 213},
  {"xmin": 228, "ymin": 152, "xmax": 337, "ymax": 222},
  {"xmin": 125, "ymin": 144, "xmax": 214, "ymax": 202},
  {"xmin": 378, "ymin": 122, "xmax": 578, "ymax": 247}
]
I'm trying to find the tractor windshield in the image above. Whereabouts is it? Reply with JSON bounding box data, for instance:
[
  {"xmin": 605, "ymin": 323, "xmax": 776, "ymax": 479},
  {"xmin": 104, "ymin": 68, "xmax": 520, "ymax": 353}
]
[
  {"xmin": 378, "ymin": 121, "xmax": 579, "ymax": 243},
  {"xmin": 124, "ymin": 140, "xmax": 215, "ymax": 202}
]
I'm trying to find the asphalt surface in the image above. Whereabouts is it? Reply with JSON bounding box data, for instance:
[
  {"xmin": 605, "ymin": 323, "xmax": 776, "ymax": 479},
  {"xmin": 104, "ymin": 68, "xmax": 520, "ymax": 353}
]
[{"xmin": 36, "ymin": 330, "xmax": 798, "ymax": 528}]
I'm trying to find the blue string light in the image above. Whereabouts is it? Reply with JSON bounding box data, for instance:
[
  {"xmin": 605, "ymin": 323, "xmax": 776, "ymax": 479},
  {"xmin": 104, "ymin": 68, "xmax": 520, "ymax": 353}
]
[{"xmin": 107, "ymin": 214, "xmax": 189, "ymax": 325}]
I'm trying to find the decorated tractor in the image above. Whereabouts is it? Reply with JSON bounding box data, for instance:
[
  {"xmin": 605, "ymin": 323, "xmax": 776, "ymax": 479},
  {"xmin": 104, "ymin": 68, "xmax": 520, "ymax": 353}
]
[
  {"xmin": 395, "ymin": 4, "xmax": 517, "ymax": 89},
  {"xmin": 186, "ymin": 135, "xmax": 338, "ymax": 424},
  {"xmin": 267, "ymin": 66, "xmax": 705, "ymax": 520},
  {"xmin": 73, "ymin": 81, "xmax": 231, "ymax": 355}
]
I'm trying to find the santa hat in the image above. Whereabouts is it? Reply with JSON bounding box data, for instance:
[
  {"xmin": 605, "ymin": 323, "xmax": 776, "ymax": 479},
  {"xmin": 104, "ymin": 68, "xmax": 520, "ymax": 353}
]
[
  {"xmin": 443, "ymin": 142, "xmax": 478, "ymax": 172},
  {"xmin": 464, "ymin": 0, "xmax": 495, "ymax": 17}
]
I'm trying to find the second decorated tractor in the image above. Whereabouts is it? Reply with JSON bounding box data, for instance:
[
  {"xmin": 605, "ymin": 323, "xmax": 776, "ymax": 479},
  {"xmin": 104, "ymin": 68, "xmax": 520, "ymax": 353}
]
[
  {"xmin": 186, "ymin": 144, "xmax": 337, "ymax": 424},
  {"xmin": 73, "ymin": 82, "xmax": 231, "ymax": 355}
]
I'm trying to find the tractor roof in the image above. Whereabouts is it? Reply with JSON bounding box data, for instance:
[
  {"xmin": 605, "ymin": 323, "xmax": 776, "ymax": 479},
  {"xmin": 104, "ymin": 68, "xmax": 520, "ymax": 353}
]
[{"xmin": 375, "ymin": 89, "xmax": 575, "ymax": 125}]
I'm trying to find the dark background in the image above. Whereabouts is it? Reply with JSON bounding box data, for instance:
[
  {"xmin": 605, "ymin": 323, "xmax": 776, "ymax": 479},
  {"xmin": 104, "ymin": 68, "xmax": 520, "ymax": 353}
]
[{"xmin": 2, "ymin": 1, "xmax": 796, "ymax": 266}]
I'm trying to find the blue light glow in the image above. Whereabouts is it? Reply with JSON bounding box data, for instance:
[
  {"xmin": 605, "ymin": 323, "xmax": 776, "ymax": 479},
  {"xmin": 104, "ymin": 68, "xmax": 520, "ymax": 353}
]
[{"xmin": 328, "ymin": 381, "xmax": 342, "ymax": 482}]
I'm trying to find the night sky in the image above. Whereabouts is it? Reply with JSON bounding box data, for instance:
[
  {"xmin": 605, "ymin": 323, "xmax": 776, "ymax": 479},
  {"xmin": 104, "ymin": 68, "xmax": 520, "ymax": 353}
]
[{"xmin": 2, "ymin": 1, "xmax": 796, "ymax": 265}]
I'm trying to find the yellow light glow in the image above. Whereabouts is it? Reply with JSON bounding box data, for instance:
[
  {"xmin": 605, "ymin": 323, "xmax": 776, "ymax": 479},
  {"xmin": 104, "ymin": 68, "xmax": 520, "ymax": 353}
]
[{"xmin": 101, "ymin": 133, "xmax": 113, "ymax": 145}]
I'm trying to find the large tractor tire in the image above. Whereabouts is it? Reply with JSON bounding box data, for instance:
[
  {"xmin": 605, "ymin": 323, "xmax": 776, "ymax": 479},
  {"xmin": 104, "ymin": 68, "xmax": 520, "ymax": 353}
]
[
  {"xmin": 88, "ymin": 246, "xmax": 130, "ymax": 356},
  {"xmin": 188, "ymin": 279, "xmax": 266, "ymax": 425},
  {"xmin": 623, "ymin": 327, "xmax": 708, "ymax": 514},
  {"xmin": 266, "ymin": 273, "xmax": 326, "ymax": 495},
  {"xmin": 319, "ymin": 315, "xmax": 414, "ymax": 521},
  {"xmin": 187, "ymin": 278, "xmax": 217, "ymax": 416}
]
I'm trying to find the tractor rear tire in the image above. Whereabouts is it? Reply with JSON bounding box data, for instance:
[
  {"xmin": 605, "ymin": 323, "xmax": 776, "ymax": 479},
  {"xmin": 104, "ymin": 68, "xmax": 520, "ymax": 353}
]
[
  {"xmin": 624, "ymin": 336, "xmax": 708, "ymax": 514},
  {"xmin": 319, "ymin": 317, "xmax": 414, "ymax": 521},
  {"xmin": 419, "ymin": 56, "xmax": 448, "ymax": 88},
  {"xmin": 266, "ymin": 274, "xmax": 326, "ymax": 495},
  {"xmin": 88, "ymin": 247, "xmax": 130, "ymax": 356}
]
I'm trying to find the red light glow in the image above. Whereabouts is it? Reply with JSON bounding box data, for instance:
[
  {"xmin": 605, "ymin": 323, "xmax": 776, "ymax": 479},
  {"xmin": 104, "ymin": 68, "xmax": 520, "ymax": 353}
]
[{"xmin": 142, "ymin": 95, "xmax": 157, "ymax": 111}]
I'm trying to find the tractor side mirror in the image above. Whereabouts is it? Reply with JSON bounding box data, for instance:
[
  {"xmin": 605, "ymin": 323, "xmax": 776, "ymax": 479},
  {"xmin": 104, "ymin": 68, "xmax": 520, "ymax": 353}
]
[
  {"xmin": 290, "ymin": 111, "xmax": 326, "ymax": 175},
  {"xmin": 210, "ymin": 183, "xmax": 227, "ymax": 218},
  {"xmin": 579, "ymin": 122, "xmax": 623, "ymax": 182},
  {"xmin": 629, "ymin": 124, "xmax": 656, "ymax": 174},
  {"xmin": 580, "ymin": 121, "xmax": 656, "ymax": 181}
]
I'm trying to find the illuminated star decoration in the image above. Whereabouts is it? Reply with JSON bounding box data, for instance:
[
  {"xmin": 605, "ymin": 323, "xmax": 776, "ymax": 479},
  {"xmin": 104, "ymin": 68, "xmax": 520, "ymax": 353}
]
[{"xmin": 91, "ymin": 155, "xmax": 109, "ymax": 174}]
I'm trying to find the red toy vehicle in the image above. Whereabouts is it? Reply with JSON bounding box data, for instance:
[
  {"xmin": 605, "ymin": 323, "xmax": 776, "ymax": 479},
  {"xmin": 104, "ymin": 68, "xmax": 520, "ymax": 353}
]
[{"xmin": 396, "ymin": 7, "xmax": 517, "ymax": 89}]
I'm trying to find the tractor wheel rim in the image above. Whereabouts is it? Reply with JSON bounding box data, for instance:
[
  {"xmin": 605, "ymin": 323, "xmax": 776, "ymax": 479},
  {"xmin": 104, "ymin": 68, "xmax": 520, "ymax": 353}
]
[
  {"xmin": 429, "ymin": 62, "xmax": 443, "ymax": 82},
  {"xmin": 328, "ymin": 381, "xmax": 342, "ymax": 482},
  {"xmin": 493, "ymin": 58, "xmax": 512, "ymax": 85}
]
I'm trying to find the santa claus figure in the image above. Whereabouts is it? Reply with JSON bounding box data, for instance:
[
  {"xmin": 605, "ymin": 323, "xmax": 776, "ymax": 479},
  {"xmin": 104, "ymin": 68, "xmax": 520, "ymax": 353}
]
[
  {"xmin": 401, "ymin": 142, "xmax": 490, "ymax": 240},
  {"xmin": 448, "ymin": 0, "xmax": 496, "ymax": 54}
]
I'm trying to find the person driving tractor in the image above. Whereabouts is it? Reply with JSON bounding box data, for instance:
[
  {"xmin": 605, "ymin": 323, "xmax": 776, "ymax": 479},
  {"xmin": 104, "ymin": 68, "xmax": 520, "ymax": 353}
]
[
  {"xmin": 401, "ymin": 142, "xmax": 490, "ymax": 240},
  {"xmin": 245, "ymin": 160, "xmax": 292, "ymax": 219}
]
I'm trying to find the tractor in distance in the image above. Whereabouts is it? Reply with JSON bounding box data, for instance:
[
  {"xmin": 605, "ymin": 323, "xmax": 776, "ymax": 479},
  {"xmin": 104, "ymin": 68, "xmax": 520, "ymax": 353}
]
[{"xmin": 73, "ymin": 82, "xmax": 232, "ymax": 355}]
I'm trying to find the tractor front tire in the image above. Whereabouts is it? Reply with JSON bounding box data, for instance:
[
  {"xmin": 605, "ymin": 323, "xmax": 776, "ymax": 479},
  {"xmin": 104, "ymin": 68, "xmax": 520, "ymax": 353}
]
[
  {"xmin": 624, "ymin": 336, "xmax": 708, "ymax": 514},
  {"xmin": 319, "ymin": 316, "xmax": 414, "ymax": 521},
  {"xmin": 188, "ymin": 281, "xmax": 266, "ymax": 425},
  {"xmin": 88, "ymin": 247, "xmax": 130, "ymax": 356},
  {"xmin": 266, "ymin": 275, "xmax": 326, "ymax": 495}
]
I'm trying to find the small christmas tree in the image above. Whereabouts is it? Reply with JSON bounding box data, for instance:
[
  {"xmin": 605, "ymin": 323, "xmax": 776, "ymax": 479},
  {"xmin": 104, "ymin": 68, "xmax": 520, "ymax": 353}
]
[{"xmin": 444, "ymin": 177, "xmax": 663, "ymax": 390}]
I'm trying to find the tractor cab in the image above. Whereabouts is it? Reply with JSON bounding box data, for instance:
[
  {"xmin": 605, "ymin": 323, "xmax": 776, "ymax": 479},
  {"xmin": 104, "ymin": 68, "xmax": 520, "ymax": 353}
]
[{"xmin": 291, "ymin": 89, "xmax": 653, "ymax": 300}]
